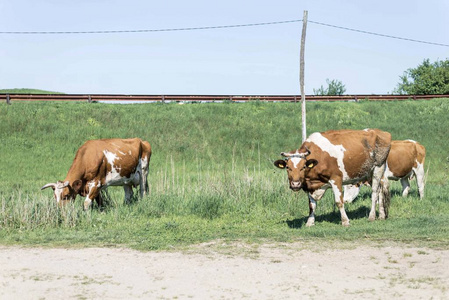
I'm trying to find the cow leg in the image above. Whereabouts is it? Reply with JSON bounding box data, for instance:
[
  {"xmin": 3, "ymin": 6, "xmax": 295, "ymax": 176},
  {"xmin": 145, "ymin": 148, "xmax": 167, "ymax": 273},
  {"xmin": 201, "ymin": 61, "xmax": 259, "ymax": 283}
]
[
  {"xmin": 140, "ymin": 157, "xmax": 150, "ymax": 198},
  {"xmin": 369, "ymin": 164, "xmax": 386, "ymax": 221},
  {"xmin": 95, "ymin": 194, "xmax": 103, "ymax": 208},
  {"xmin": 306, "ymin": 188, "xmax": 327, "ymax": 227},
  {"xmin": 377, "ymin": 176, "xmax": 390, "ymax": 220},
  {"xmin": 400, "ymin": 177, "xmax": 410, "ymax": 197},
  {"xmin": 124, "ymin": 185, "xmax": 134, "ymax": 204},
  {"xmin": 414, "ymin": 164, "xmax": 425, "ymax": 199},
  {"xmin": 329, "ymin": 179, "xmax": 350, "ymax": 226},
  {"xmin": 84, "ymin": 180, "xmax": 101, "ymax": 211},
  {"xmin": 306, "ymin": 195, "xmax": 317, "ymax": 227}
]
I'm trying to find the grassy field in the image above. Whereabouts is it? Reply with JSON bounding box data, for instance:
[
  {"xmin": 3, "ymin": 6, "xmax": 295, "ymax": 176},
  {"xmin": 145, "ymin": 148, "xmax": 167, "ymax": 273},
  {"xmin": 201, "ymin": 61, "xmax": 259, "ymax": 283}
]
[
  {"xmin": 0, "ymin": 88, "xmax": 63, "ymax": 94},
  {"xmin": 0, "ymin": 99, "xmax": 448, "ymax": 250}
]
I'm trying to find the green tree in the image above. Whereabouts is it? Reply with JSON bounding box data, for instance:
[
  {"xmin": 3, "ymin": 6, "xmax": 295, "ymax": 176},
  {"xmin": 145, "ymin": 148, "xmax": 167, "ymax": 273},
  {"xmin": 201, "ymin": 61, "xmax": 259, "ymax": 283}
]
[
  {"xmin": 394, "ymin": 59, "xmax": 449, "ymax": 95},
  {"xmin": 313, "ymin": 79, "xmax": 346, "ymax": 95}
]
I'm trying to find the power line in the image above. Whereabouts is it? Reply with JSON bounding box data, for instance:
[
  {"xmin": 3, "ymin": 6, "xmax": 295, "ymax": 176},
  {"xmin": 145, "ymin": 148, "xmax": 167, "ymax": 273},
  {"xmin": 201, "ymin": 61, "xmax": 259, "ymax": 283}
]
[
  {"xmin": 0, "ymin": 18, "xmax": 448, "ymax": 48},
  {"xmin": 0, "ymin": 19, "xmax": 302, "ymax": 34},
  {"xmin": 309, "ymin": 20, "xmax": 449, "ymax": 48}
]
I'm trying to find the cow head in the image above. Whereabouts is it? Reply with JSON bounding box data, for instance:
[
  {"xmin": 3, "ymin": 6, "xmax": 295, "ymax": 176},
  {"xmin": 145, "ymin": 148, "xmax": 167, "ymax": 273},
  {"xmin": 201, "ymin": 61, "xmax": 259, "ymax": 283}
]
[
  {"xmin": 274, "ymin": 148, "xmax": 318, "ymax": 192},
  {"xmin": 41, "ymin": 180, "xmax": 82, "ymax": 204}
]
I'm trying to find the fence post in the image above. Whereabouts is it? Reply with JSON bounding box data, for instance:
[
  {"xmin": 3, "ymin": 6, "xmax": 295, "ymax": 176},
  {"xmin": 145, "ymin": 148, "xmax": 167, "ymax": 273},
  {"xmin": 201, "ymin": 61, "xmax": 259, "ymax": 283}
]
[
  {"xmin": 6, "ymin": 94, "xmax": 11, "ymax": 105},
  {"xmin": 300, "ymin": 10, "xmax": 308, "ymax": 142},
  {"xmin": 87, "ymin": 95, "xmax": 92, "ymax": 103}
]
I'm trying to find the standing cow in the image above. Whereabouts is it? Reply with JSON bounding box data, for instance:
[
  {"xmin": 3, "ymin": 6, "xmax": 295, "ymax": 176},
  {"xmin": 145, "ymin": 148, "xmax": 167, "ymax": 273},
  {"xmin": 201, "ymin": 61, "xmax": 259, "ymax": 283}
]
[
  {"xmin": 41, "ymin": 138, "xmax": 152, "ymax": 210},
  {"xmin": 344, "ymin": 139, "xmax": 426, "ymax": 202},
  {"xmin": 274, "ymin": 129, "xmax": 391, "ymax": 227}
]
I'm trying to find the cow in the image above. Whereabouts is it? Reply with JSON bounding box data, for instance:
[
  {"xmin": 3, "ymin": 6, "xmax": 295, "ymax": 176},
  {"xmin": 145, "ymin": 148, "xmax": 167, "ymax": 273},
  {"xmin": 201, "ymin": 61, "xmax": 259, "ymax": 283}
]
[
  {"xmin": 274, "ymin": 129, "xmax": 391, "ymax": 227},
  {"xmin": 41, "ymin": 138, "xmax": 152, "ymax": 210},
  {"xmin": 344, "ymin": 139, "xmax": 426, "ymax": 202}
]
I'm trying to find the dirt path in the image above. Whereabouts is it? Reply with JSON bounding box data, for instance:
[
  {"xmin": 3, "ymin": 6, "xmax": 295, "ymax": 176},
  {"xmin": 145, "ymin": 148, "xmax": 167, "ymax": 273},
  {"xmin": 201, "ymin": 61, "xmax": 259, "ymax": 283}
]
[{"xmin": 0, "ymin": 241, "xmax": 448, "ymax": 299}]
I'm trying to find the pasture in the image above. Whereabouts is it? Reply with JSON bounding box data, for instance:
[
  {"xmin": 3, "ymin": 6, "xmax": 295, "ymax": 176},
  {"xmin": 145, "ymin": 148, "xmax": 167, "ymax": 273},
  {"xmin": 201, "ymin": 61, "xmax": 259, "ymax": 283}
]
[{"xmin": 0, "ymin": 99, "xmax": 448, "ymax": 250}]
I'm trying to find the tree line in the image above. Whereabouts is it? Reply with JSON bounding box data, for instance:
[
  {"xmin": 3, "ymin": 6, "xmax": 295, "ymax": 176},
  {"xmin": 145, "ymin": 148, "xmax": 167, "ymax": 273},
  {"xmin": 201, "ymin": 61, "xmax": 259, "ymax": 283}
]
[{"xmin": 314, "ymin": 58, "xmax": 449, "ymax": 95}]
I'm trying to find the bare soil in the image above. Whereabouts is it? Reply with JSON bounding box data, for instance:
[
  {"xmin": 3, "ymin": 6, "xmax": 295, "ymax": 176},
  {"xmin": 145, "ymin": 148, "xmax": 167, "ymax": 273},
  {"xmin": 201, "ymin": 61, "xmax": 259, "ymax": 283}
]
[{"xmin": 1, "ymin": 241, "xmax": 448, "ymax": 299}]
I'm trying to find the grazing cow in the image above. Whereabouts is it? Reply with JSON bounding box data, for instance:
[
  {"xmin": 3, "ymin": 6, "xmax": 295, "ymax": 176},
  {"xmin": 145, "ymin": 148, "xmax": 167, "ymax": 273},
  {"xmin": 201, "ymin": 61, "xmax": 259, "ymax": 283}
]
[
  {"xmin": 344, "ymin": 139, "xmax": 426, "ymax": 202},
  {"xmin": 41, "ymin": 138, "xmax": 152, "ymax": 210},
  {"xmin": 274, "ymin": 129, "xmax": 391, "ymax": 227}
]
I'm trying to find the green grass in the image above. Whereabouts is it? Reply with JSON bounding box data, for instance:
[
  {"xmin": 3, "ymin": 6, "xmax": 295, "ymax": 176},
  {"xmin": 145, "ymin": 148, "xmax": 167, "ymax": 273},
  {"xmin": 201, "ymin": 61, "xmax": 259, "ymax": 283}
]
[
  {"xmin": 0, "ymin": 99, "xmax": 448, "ymax": 250},
  {"xmin": 0, "ymin": 88, "xmax": 63, "ymax": 94}
]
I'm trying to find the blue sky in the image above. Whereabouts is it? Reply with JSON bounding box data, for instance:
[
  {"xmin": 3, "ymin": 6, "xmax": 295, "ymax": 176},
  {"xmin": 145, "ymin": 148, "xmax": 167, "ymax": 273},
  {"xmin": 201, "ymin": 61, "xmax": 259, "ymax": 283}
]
[{"xmin": 0, "ymin": 0, "xmax": 448, "ymax": 95}]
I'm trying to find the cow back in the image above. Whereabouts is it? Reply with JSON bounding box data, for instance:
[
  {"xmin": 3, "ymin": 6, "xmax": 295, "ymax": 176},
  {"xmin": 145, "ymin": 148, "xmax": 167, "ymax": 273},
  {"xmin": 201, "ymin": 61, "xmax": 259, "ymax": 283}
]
[{"xmin": 300, "ymin": 129, "xmax": 391, "ymax": 182}]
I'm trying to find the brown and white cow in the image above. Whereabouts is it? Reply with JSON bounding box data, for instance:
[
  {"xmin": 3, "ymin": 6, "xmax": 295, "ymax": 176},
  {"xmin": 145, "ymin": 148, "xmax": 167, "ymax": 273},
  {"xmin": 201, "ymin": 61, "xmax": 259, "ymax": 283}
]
[
  {"xmin": 274, "ymin": 129, "xmax": 391, "ymax": 227},
  {"xmin": 41, "ymin": 138, "xmax": 152, "ymax": 210},
  {"xmin": 344, "ymin": 139, "xmax": 426, "ymax": 202}
]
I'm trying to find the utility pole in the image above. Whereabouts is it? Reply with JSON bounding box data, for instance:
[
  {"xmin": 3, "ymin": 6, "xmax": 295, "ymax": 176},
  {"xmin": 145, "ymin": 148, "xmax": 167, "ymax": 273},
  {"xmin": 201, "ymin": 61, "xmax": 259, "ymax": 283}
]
[{"xmin": 300, "ymin": 10, "xmax": 308, "ymax": 142}]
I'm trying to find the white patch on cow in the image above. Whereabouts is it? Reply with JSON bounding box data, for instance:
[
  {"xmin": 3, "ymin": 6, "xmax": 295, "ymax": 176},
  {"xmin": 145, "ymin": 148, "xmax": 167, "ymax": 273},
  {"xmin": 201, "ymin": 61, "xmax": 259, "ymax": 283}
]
[
  {"xmin": 310, "ymin": 188, "xmax": 328, "ymax": 201},
  {"xmin": 53, "ymin": 181, "xmax": 69, "ymax": 203},
  {"xmin": 306, "ymin": 133, "xmax": 349, "ymax": 180},
  {"xmin": 291, "ymin": 156, "xmax": 302, "ymax": 168},
  {"xmin": 414, "ymin": 160, "xmax": 425, "ymax": 198},
  {"xmin": 54, "ymin": 186, "xmax": 63, "ymax": 203},
  {"xmin": 329, "ymin": 179, "xmax": 342, "ymax": 201},
  {"xmin": 118, "ymin": 150, "xmax": 126, "ymax": 155},
  {"xmin": 407, "ymin": 139, "xmax": 417, "ymax": 143},
  {"xmin": 87, "ymin": 180, "xmax": 100, "ymax": 190},
  {"xmin": 141, "ymin": 156, "xmax": 149, "ymax": 169},
  {"xmin": 103, "ymin": 150, "xmax": 140, "ymax": 187},
  {"xmin": 128, "ymin": 150, "xmax": 132, "ymax": 155},
  {"xmin": 343, "ymin": 184, "xmax": 360, "ymax": 203},
  {"xmin": 103, "ymin": 150, "xmax": 124, "ymax": 185},
  {"xmin": 104, "ymin": 150, "xmax": 119, "ymax": 164},
  {"xmin": 84, "ymin": 196, "xmax": 92, "ymax": 210}
]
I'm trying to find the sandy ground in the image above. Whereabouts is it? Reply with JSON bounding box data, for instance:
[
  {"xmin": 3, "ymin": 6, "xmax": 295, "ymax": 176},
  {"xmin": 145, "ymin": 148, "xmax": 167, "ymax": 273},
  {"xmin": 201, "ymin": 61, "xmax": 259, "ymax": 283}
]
[{"xmin": 0, "ymin": 241, "xmax": 448, "ymax": 300}]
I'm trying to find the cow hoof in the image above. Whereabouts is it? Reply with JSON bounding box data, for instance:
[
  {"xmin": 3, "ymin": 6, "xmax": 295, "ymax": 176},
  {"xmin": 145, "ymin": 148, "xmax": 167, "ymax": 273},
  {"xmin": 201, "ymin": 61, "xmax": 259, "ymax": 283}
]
[
  {"xmin": 368, "ymin": 214, "xmax": 376, "ymax": 221},
  {"xmin": 342, "ymin": 221, "xmax": 350, "ymax": 227},
  {"xmin": 305, "ymin": 220, "xmax": 315, "ymax": 227}
]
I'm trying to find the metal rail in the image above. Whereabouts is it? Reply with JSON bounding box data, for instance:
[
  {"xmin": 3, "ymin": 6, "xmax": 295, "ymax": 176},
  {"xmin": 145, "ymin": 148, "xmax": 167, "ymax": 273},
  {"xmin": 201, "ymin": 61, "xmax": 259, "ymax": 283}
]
[{"xmin": 1, "ymin": 93, "xmax": 448, "ymax": 103}]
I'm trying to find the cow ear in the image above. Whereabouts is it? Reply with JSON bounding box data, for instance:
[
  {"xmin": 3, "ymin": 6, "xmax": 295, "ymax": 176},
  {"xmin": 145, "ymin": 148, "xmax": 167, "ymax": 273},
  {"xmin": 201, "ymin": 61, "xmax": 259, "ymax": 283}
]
[
  {"xmin": 305, "ymin": 159, "xmax": 318, "ymax": 169},
  {"xmin": 72, "ymin": 180, "xmax": 83, "ymax": 193},
  {"xmin": 274, "ymin": 159, "xmax": 287, "ymax": 169}
]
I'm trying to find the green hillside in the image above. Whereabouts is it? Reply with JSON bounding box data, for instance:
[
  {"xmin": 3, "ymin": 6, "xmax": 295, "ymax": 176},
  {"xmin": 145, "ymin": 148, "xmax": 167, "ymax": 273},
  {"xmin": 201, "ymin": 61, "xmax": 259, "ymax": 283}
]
[
  {"xmin": 0, "ymin": 88, "xmax": 63, "ymax": 94},
  {"xmin": 0, "ymin": 100, "xmax": 448, "ymax": 249}
]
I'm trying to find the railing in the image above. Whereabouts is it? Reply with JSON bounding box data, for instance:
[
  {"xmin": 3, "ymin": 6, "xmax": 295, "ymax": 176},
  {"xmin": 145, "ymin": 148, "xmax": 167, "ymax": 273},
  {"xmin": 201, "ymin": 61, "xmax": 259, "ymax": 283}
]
[{"xmin": 1, "ymin": 93, "xmax": 448, "ymax": 104}]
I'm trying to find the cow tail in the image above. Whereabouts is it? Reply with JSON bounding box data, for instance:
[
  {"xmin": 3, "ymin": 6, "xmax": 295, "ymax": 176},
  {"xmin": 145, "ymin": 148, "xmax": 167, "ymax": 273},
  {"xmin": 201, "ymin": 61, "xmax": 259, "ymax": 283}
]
[{"xmin": 380, "ymin": 177, "xmax": 391, "ymax": 218}]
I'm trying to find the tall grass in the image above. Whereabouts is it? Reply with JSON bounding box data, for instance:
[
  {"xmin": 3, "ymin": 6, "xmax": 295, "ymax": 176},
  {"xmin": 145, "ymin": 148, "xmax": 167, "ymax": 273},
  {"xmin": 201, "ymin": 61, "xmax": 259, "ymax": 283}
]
[{"xmin": 0, "ymin": 100, "xmax": 448, "ymax": 249}]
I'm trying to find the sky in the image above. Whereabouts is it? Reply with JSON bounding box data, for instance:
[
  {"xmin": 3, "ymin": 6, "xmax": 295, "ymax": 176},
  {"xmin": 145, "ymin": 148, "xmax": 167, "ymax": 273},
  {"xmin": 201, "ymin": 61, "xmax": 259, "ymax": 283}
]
[{"xmin": 0, "ymin": 0, "xmax": 448, "ymax": 95}]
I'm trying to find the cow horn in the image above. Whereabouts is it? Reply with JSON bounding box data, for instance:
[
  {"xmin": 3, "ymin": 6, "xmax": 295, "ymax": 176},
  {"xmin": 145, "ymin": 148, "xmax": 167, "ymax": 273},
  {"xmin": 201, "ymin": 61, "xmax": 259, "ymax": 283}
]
[
  {"xmin": 41, "ymin": 183, "xmax": 56, "ymax": 190},
  {"xmin": 304, "ymin": 146, "xmax": 311, "ymax": 156},
  {"xmin": 63, "ymin": 181, "xmax": 70, "ymax": 188},
  {"xmin": 280, "ymin": 152, "xmax": 291, "ymax": 157}
]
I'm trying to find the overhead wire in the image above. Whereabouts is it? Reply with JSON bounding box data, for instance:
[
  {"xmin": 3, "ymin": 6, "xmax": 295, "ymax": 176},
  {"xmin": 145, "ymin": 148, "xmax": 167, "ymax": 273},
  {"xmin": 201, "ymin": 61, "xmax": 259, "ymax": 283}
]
[
  {"xmin": 0, "ymin": 18, "xmax": 448, "ymax": 47},
  {"xmin": 0, "ymin": 19, "xmax": 302, "ymax": 34},
  {"xmin": 308, "ymin": 20, "xmax": 449, "ymax": 48}
]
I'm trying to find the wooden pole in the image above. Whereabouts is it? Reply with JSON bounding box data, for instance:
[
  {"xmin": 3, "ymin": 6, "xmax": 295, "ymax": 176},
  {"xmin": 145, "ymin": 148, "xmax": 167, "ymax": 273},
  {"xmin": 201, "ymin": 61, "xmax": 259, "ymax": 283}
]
[{"xmin": 300, "ymin": 10, "xmax": 308, "ymax": 142}]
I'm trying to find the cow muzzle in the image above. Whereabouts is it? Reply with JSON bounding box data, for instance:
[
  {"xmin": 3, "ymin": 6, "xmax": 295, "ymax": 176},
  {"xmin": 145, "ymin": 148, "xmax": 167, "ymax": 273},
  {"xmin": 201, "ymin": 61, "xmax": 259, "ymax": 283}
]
[{"xmin": 290, "ymin": 181, "xmax": 302, "ymax": 192}]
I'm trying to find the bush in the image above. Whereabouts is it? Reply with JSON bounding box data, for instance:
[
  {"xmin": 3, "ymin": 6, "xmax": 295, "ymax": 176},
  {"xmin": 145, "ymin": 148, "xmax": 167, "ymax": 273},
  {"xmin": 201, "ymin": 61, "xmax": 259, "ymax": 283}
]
[
  {"xmin": 394, "ymin": 59, "xmax": 449, "ymax": 95},
  {"xmin": 313, "ymin": 79, "xmax": 346, "ymax": 96}
]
